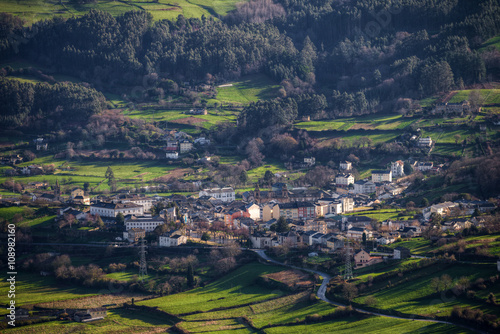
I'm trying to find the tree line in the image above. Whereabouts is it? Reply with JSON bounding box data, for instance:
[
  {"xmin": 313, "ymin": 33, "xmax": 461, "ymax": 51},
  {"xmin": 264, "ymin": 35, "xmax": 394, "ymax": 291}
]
[{"xmin": 0, "ymin": 77, "xmax": 105, "ymax": 127}]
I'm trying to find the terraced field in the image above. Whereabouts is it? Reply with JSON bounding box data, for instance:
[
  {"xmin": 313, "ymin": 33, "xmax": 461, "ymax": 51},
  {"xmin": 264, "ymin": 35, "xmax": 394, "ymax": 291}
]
[{"xmin": 0, "ymin": 0, "xmax": 241, "ymax": 25}]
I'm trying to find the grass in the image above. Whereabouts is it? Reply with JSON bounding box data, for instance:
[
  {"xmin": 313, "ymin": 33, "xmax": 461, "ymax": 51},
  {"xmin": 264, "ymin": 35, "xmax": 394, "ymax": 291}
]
[
  {"xmin": 352, "ymin": 261, "xmax": 498, "ymax": 318},
  {"xmin": 0, "ymin": 272, "xmax": 100, "ymax": 310},
  {"xmin": 106, "ymin": 270, "xmax": 144, "ymax": 282},
  {"xmin": 20, "ymin": 215, "xmax": 56, "ymax": 228},
  {"xmin": 125, "ymin": 108, "xmax": 237, "ymax": 130},
  {"xmin": 215, "ymin": 74, "xmax": 281, "ymax": 105},
  {"xmin": 480, "ymin": 35, "xmax": 500, "ymax": 52},
  {"xmin": 344, "ymin": 209, "xmax": 411, "ymax": 222},
  {"xmin": 0, "ymin": 0, "xmax": 241, "ymax": 25},
  {"xmin": 447, "ymin": 89, "xmax": 500, "ymax": 105},
  {"xmin": 138, "ymin": 262, "xmax": 286, "ymax": 314},
  {"xmin": 0, "ymin": 206, "xmax": 26, "ymax": 220},
  {"xmin": 0, "ymin": 155, "xmax": 182, "ymax": 193},
  {"xmin": 264, "ymin": 315, "xmax": 473, "ymax": 333},
  {"xmin": 295, "ymin": 114, "xmax": 417, "ymax": 132},
  {"xmin": 6, "ymin": 307, "xmax": 174, "ymax": 333}
]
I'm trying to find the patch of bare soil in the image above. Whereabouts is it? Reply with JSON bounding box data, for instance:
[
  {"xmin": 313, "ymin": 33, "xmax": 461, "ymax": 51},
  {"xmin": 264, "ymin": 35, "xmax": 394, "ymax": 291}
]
[
  {"xmin": 263, "ymin": 270, "xmax": 314, "ymax": 289},
  {"xmin": 153, "ymin": 168, "xmax": 193, "ymax": 182},
  {"xmin": 350, "ymin": 123, "xmax": 374, "ymax": 130}
]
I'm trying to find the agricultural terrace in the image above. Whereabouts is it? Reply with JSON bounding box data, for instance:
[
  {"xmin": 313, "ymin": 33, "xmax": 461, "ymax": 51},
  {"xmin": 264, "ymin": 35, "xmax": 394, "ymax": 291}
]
[
  {"xmin": 295, "ymin": 114, "xmax": 417, "ymax": 132},
  {"xmin": 124, "ymin": 108, "xmax": 238, "ymax": 131},
  {"xmin": 447, "ymin": 89, "xmax": 500, "ymax": 105},
  {"xmin": 263, "ymin": 316, "xmax": 472, "ymax": 334},
  {"xmin": 138, "ymin": 262, "xmax": 287, "ymax": 314},
  {"xmin": 5, "ymin": 308, "xmax": 175, "ymax": 333},
  {"xmin": 136, "ymin": 260, "xmax": 467, "ymax": 333},
  {"xmin": 349, "ymin": 260, "xmax": 499, "ymax": 319},
  {"xmin": 0, "ymin": 272, "xmax": 100, "ymax": 313},
  {"xmin": 383, "ymin": 234, "xmax": 500, "ymax": 258},
  {"xmin": 0, "ymin": 0, "xmax": 241, "ymax": 25}
]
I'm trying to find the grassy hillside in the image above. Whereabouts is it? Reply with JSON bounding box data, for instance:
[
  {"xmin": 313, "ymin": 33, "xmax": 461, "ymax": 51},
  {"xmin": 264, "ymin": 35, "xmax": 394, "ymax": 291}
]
[
  {"xmin": 5, "ymin": 308, "xmax": 175, "ymax": 333},
  {"xmin": 214, "ymin": 74, "xmax": 281, "ymax": 105},
  {"xmin": 138, "ymin": 262, "xmax": 286, "ymax": 314},
  {"xmin": 0, "ymin": 0, "xmax": 241, "ymax": 25}
]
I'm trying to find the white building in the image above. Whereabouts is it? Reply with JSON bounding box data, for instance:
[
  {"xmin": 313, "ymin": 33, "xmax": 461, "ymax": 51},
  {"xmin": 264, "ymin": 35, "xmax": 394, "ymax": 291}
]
[
  {"xmin": 372, "ymin": 170, "xmax": 392, "ymax": 183},
  {"xmin": 159, "ymin": 232, "xmax": 187, "ymax": 247},
  {"xmin": 199, "ymin": 187, "xmax": 235, "ymax": 202},
  {"xmin": 341, "ymin": 197, "xmax": 354, "ymax": 213},
  {"xmin": 353, "ymin": 180, "xmax": 376, "ymax": 194},
  {"xmin": 124, "ymin": 215, "xmax": 165, "ymax": 232},
  {"xmin": 339, "ymin": 161, "xmax": 352, "ymax": 170},
  {"xmin": 166, "ymin": 152, "xmax": 179, "ymax": 159},
  {"xmin": 417, "ymin": 162, "xmax": 433, "ymax": 172},
  {"xmin": 336, "ymin": 173, "xmax": 354, "ymax": 186},
  {"xmin": 418, "ymin": 137, "xmax": 432, "ymax": 147},
  {"xmin": 120, "ymin": 197, "xmax": 154, "ymax": 213},
  {"xmin": 90, "ymin": 202, "xmax": 144, "ymax": 218},
  {"xmin": 391, "ymin": 160, "xmax": 405, "ymax": 178},
  {"xmin": 245, "ymin": 203, "xmax": 261, "ymax": 220},
  {"xmin": 179, "ymin": 140, "xmax": 193, "ymax": 153},
  {"xmin": 194, "ymin": 137, "xmax": 211, "ymax": 146},
  {"xmin": 304, "ymin": 157, "xmax": 316, "ymax": 166}
]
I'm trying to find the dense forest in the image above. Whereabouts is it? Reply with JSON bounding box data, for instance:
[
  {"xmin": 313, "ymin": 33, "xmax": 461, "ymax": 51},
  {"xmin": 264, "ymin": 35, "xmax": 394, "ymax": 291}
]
[{"xmin": 0, "ymin": 0, "xmax": 499, "ymax": 126}]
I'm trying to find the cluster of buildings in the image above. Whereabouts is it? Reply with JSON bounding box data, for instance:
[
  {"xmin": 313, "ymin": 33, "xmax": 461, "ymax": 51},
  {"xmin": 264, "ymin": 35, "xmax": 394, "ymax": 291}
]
[
  {"xmin": 433, "ymin": 100, "xmax": 470, "ymax": 115},
  {"xmin": 164, "ymin": 130, "xmax": 210, "ymax": 160},
  {"xmin": 332, "ymin": 161, "xmax": 411, "ymax": 199}
]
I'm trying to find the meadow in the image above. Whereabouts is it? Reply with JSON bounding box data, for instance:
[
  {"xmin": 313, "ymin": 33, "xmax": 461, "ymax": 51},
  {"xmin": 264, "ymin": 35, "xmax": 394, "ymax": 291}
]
[
  {"xmin": 352, "ymin": 262, "xmax": 498, "ymax": 318},
  {"xmin": 214, "ymin": 74, "xmax": 281, "ymax": 105},
  {"xmin": 295, "ymin": 114, "xmax": 417, "ymax": 132},
  {"xmin": 6, "ymin": 308, "xmax": 175, "ymax": 333},
  {"xmin": 447, "ymin": 89, "xmax": 500, "ymax": 105},
  {"xmin": 0, "ymin": 0, "xmax": 241, "ymax": 25},
  {"xmin": 383, "ymin": 234, "xmax": 500, "ymax": 258},
  {"xmin": 263, "ymin": 316, "xmax": 473, "ymax": 334},
  {"xmin": 344, "ymin": 209, "xmax": 412, "ymax": 222},
  {"xmin": 480, "ymin": 35, "xmax": 500, "ymax": 52},
  {"xmin": 138, "ymin": 262, "xmax": 287, "ymax": 314},
  {"xmin": 0, "ymin": 272, "xmax": 100, "ymax": 311},
  {"xmin": 124, "ymin": 107, "xmax": 238, "ymax": 130}
]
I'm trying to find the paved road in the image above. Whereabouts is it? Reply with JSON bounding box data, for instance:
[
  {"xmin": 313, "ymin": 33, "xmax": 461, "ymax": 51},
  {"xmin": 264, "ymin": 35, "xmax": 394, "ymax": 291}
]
[{"xmin": 254, "ymin": 249, "xmax": 486, "ymax": 333}]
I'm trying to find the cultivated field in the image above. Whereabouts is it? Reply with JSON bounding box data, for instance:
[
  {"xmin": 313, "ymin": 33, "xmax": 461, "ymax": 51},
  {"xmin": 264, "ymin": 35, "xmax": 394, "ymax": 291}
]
[{"xmin": 0, "ymin": 0, "xmax": 241, "ymax": 25}]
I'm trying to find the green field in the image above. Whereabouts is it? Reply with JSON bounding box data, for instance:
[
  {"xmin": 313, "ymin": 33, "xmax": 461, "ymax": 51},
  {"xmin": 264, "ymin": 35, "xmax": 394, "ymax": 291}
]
[
  {"xmin": 352, "ymin": 262, "xmax": 498, "ymax": 318},
  {"xmin": 125, "ymin": 108, "xmax": 237, "ymax": 130},
  {"xmin": 295, "ymin": 114, "xmax": 417, "ymax": 132},
  {"xmin": 447, "ymin": 89, "xmax": 500, "ymax": 105},
  {"xmin": 138, "ymin": 262, "xmax": 286, "ymax": 314},
  {"xmin": 0, "ymin": 272, "xmax": 100, "ymax": 310},
  {"xmin": 480, "ymin": 35, "xmax": 500, "ymax": 52},
  {"xmin": 1, "ymin": 156, "xmax": 180, "ymax": 192},
  {"xmin": 6, "ymin": 308, "xmax": 175, "ymax": 333},
  {"xmin": 0, "ymin": 0, "xmax": 241, "ymax": 25},
  {"xmin": 345, "ymin": 209, "xmax": 412, "ymax": 222},
  {"xmin": 215, "ymin": 74, "xmax": 281, "ymax": 105},
  {"xmin": 264, "ymin": 316, "xmax": 472, "ymax": 334}
]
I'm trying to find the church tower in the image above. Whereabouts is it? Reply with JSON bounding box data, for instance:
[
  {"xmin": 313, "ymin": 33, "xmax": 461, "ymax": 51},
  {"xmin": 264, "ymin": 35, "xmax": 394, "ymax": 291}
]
[{"xmin": 254, "ymin": 183, "xmax": 261, "ymax": 203}]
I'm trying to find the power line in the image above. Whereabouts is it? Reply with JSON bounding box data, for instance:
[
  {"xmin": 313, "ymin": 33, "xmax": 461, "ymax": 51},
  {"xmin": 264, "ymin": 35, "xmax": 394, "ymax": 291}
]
[
  {"xmin": 344, "ymin": 239, "xmax": 353, "ymax": 281},
  {"xmin": 139, "ymin": 237, "xmax": 148, "ymax": 281}
]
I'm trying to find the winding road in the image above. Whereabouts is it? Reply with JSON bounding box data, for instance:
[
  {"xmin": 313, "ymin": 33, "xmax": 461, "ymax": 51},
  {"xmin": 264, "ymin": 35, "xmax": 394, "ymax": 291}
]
[{"xmin": 254, "ymin": 249, "xmax": 486, "ymax": 333}]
